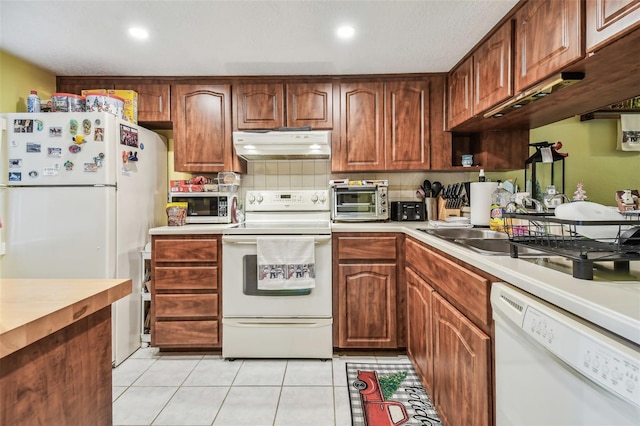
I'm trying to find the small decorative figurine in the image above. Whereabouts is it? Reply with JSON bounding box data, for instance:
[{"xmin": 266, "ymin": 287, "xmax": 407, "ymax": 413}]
[{"xmin": 573, "ymin": 183, "xmax": 587, "ymax": 201}]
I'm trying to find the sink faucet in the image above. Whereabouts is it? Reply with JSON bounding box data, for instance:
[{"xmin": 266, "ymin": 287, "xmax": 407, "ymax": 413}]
[{"xmin": 523, "ymin": 197, "xmax": 549, "ymax": 213}]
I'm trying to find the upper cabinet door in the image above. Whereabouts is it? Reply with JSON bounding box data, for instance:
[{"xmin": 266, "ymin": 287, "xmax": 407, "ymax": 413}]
[
  {"xmin": 385, "ymin": 80, "xmax": 430, "ymax": 170},
  {"xmin": 116, "ymin": 83, "xmax": 171, "ymax": 123},
  {"xmin": 286, "ymin": 82, "xmax": 334, "ymax": 129},
  {"xmin": 447, "ymin": 57, "xmax": 474, "ymax": 130},
  {"xmin": 235, "ymin": 83, "xmax": 284, "ymax": 130},
  {"xmin": 514, "ymin": 0, "xmax": 583, "ymax": 92},
  {"xmin": 474, "ymin": 21, "xmax": 513, "ymax": 115},
  {"xmin": 335, "ymin": 82, "xmax": 385, "ymax": 172},
  {"xmin": 173, "ymin": 84, "xmax": 235, "ymax": 172},
  {"xmin": 586, "ymin": 0, "xmax": 640, "ymax": 52}
]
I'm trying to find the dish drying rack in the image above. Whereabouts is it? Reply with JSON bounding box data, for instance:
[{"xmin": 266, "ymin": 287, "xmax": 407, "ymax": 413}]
[{"xmin": 504, "ymin": 213, "xmax": 640, "ymax": 280}]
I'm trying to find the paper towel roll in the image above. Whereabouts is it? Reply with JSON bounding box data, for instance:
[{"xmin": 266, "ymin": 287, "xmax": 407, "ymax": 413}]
[{"xmin": 470, "ymin": 182, "xmax": 498, "ymax": 226}]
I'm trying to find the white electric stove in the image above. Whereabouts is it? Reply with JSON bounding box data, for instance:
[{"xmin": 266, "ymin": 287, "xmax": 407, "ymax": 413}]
[{"xmin": 221, "ymin": 190, "xmax": 333, "ymax": 359}]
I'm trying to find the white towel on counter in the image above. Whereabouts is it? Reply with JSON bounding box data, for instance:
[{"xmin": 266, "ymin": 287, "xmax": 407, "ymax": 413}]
[
  {"xmin": 617, "ymin": 114, "xmax": 640, "ymax": 151},
  {"xmin": 257, "ymin": 237, "xmax": 316, "ymax": 290}
]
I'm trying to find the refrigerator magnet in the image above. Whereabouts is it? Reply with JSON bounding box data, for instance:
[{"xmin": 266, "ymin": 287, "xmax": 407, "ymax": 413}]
[
  {"xmin": 69, "ymin": 119, "xmax": 78, "ymax": 135},
  {"xmin": 94, "ymin": 128, "xmax": 104, "ymax": 141},
  {"xmin": 93, "ymin": 153, "xmax": 104, "ymax": 167},
  {"xmin": 35, "ymin": 120, "xmax": 43, "ymax": 131},
  {"xmin": 73, "ymin": 135, "xmax": 85, "ymax": 145},
  {"xmin": 28, "ymin": 170, "xmax": 38, "ymax": 178},
  {"xmin": 82, "ymin": 119, "xmax": 91, "ymax": 135},
  {"xmin": 9, "ymin": 159, "xmax": 22, "ymax": 168},
  {"xmin": 42, "ymin": 167, "xmax": 59, "ymax": 176},
  {"xmin": 63, "ymin": 160, "xmax": 74, "ymax": 171},
  {"xmin": 8, "ymin": 172, "xmax": 21, "ymax": 181},
  {"xmin": 120, "ymin": 124, "xmax": 138, "ymax": 147},
  {"xmin": 26, "ymin": 142, "xmax": 41, "ymax": 153},
  {"xmin": 127, "ymin": 151, "xmax": 138, "ymax": 162},
  {"xmin": 47, "ymin": 147, "xmax": 62, "ymax": 158},
  {"xmin": 68, "ymin": 144, "xmax": 81, "ymax": 154},
  {"xmin": 13, "ymin": 119, "xmax": 33, "ymax": 133},
  {"xmin": 84, "ymin": 163, "xmax": 99, "ymax": 173},
  {"xmin": 49, "ymin": 127, "xmax": 62, "ymax": 137}
]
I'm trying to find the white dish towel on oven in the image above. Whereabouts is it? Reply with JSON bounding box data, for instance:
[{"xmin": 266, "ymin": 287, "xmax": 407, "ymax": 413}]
[{"xmin": 257, "ymin": 236, "xmax": 316, "ymax": 290}]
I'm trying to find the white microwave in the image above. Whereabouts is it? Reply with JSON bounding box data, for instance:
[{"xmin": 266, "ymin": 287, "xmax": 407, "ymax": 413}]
[{"xmin": 168, "ymin": 192, "xmax": 238, "ymax": 224}]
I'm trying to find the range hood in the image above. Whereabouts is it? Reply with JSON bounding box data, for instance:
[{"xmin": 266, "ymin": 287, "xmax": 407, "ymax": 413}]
[
  {"xmin": 484, "ymin": 72, "xmax": 585, "ymax": 118},
  {"xmin": 233, "ymin": 130, "xmax": 331, "ymax": 160}
]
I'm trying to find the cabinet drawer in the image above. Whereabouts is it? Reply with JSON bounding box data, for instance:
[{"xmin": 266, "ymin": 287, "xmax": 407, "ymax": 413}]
[
  {"xmin": 155, "ymin": 294, "xmax": 218, "ymax": 319},
  {"xmin": 154, "ymin": 320, "xmax": 219, "ymax": 347},
  {"xmin": 406, "ymin": 238, "xmax": 491, "ymax": 328},
  {"xmin": 154, "ymin": 238, "xmax": 218, "ymax": 262},
  {"xmin": 154, "ymin": 266, "xmax": 218, "ymax": 291},
  {"xmin": 337, "ymin": 236, "xmax": 397, "ymax": 260}
]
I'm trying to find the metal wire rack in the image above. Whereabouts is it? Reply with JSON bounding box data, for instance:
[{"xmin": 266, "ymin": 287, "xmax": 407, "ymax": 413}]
[{"xmin": 504, "ymin": 213, "xmax": 640, "ymax": 280}]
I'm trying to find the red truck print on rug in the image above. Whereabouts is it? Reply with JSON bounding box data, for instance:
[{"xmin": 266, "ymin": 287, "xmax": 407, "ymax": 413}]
[{"xmin": 353, "ymin": 370, "xmax": 409, "ymax": 426}]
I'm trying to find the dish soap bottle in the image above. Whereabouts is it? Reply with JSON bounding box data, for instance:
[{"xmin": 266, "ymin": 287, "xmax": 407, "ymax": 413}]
[
  {"xmin": 27, "ymin": 90, "xmax": 41, "ymax": 113},
  {"xmin": 489, "ymin": 181, "xmax": 511, "ymax": 232}
]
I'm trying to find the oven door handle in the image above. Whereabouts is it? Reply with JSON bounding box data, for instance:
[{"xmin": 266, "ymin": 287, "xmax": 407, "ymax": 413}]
[
  {"xmin": 224, "ymin": 320, "xmax": 331, "ymax": 328},
  {"xmin": 222, "ymin": 236, "xmax": 332, "ymax": 245}
]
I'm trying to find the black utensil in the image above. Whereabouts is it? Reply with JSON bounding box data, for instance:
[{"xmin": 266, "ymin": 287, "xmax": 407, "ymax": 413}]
[{"xmin": 431, "ymin": 182, "xmax": 443, "ymax": 198}]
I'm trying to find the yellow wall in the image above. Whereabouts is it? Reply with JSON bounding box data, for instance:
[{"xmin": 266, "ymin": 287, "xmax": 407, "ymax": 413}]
[
  {"xmin": 487, "ymin": 116, "xmax": 639, "ymax": 205},
  {"xmin": 0, "ymin": 50, "xmax": 56, "ymax": 112}
]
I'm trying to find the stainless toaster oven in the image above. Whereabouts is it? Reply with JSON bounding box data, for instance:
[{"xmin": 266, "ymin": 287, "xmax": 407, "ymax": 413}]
[{"xmin": 330, "ymin": 180, "xmax": 389, "ymax": 222}]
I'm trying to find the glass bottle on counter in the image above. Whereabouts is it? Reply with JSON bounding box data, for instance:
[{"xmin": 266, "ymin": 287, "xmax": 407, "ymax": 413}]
[{"xmin": 489, "ymin": 181, "xmax": 511, "ymax": 232}]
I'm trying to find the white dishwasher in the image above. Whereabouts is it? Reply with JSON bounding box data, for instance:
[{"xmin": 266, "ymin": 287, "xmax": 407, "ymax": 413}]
[{"xmin": 491, "ymin": 282, "xmax": 640, "ymax": 426}]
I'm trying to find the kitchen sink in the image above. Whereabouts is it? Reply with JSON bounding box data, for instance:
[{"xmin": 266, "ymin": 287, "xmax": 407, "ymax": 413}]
[
  {"xmin": 418, "ymin": 227, "xmax": 545, "ymax": 256},
  {"xmin": 421, "ymin": 227, "xmax": 508, "ymax": 240}
]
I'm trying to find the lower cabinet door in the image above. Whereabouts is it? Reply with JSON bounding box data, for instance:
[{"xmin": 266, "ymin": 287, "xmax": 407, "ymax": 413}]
[
  {"xmin": 337, "ymin": 263, "xmax": 397, "ymax": 348},
  {"xmin": 433, "ymin": 293, "xmax": 491, "ymax": 426},
  {"xmin": 406, "ymin": 267, "xmax": 434, "ymax": 395}
]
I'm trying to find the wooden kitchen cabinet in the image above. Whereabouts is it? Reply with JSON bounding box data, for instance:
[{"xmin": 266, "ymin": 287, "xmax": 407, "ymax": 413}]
[
  {"xmin": 234, "ymin": 82, "xmax": 285, "ymax": 130},
  {"xmin": 334, "ymin": 79, "xmax": 434, "ymax": 172},
  {"xmin": 286, "ymin": 82, "xmax": 334, "ymax": 129},
  {"xmin": 586, "ymin": 0, "xmax": 640, "ymax": 52},
  {"xmin": 118, "ymin": 83, "xmax": 170, "ymax": 123},
  {"xmin": 56, "ymin": 78, "xmax": 171, "ymax": 123},
  {"xmin": 514, "ymin": 0, "xmax": 583, "ymax": 93},
  {"xmin": 448, "ymin": 21, "xmax": 512, "ymax": 129},
  {"xmin": 333, "ymin": 234, "xmax": 403, "ymax": 349},
  {"xmin": 385, "ymin": 80, "xmax": 430, "ymax": 170},
  {"xmin": 151, "ymin": 235, "xmax": 221, "ymax": 349},
  {"xmin": 406, "ymin": 267, "xmax": 434, "ymax": 396},
  {"xmin": 447, "ymin": 57, "xmax": 474, "ymax": 129},
  {"xmin": 334, "ymin": 82, "xmax": 385, "ymax": 171},
  {"xmin": 234, "ymin": 81, "xmax": 333, "ymax": 130},
  {"xmin": 172, "ymin": 84, "xmax": 245, "ymax": 173},
  {"xmin": 405, "ymin": 236, "xmax": 493, "ymax": 426},
  {"xmin": 433, "ymin": 293, "xmax": 491, "ymax": 426},
  {"xmin": 474, "ymin": 21, "xmax": 513, "ymax": 116}
]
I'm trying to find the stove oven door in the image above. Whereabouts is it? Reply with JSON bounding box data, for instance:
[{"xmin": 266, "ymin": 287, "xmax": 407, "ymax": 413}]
[{"xmin": 221, "ymin": 234, "xmax": 332, "ymax": 318}]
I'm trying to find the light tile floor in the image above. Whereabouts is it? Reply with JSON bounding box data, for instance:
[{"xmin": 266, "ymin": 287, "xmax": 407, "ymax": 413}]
[{"xmin": 113, "ymin": 347, "xmax": 408, "ymax": 426}]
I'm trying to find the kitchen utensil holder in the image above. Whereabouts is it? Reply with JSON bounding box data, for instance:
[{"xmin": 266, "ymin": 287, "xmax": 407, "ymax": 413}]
[{"xmin": 504, "ymin": 213, "xmax": 640, "ymax": 279}]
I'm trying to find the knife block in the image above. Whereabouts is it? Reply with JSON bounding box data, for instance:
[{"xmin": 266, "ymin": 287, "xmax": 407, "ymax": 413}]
[{"xmin": 437, "ymin": 196, "xmax": 461, "ymax": 220}]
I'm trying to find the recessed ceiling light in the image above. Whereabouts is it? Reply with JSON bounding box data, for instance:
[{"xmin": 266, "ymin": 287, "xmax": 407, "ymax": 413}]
[
  {"xmin": 128, "ymin": 27, "xmax": 149, "ymax": 40},
  {"xmin": 336, "ymin": 25, "xmax": 355, "ymax": 39}
]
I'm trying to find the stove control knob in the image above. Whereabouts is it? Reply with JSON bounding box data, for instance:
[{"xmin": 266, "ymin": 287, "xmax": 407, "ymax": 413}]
[
  {"xmin": 311, "ymin": 194, "xmax": 319, "ymax": 202},
  {"xmin": 319, "ymin": 193, "xmax": 327, "ymax": 203},
  {"xmin": 248, "ymin": 194, "xmax": 256, "ymax": 203},
  {"xmin": 256, "ymin": 194, "xmax": 264, "ymax": 203}
]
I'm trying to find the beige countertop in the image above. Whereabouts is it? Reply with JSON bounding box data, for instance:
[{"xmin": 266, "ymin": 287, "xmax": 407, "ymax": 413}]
[
  {"xmin": 0, "ymin": 278, "xmax": 132, "ymax": 358},
  {"xmin": 149, "ymin": 220, "xmax": 640, "ymax": 344}
]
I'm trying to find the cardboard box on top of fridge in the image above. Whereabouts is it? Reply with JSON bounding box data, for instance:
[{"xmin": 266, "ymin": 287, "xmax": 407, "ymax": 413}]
[{"xmin": 81, "ymin": 89, "xmax": 138, "ymax": 124}]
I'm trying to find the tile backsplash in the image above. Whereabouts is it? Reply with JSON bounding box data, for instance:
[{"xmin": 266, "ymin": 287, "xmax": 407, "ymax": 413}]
[{"xmin": 238, "ymin": 160, "xmax": 473, "ymax": 202}]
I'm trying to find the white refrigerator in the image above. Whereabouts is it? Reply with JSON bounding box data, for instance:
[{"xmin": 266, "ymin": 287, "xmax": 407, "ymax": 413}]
[{"xmin": 0, "ymin": 112, "xmax": 167, "ymax": 366}]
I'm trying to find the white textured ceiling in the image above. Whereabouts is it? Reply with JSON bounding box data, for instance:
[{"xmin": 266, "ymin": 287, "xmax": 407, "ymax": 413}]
[{"xmin": 0, "ymin": 0, "xmax": 519, "ymax": 76}]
